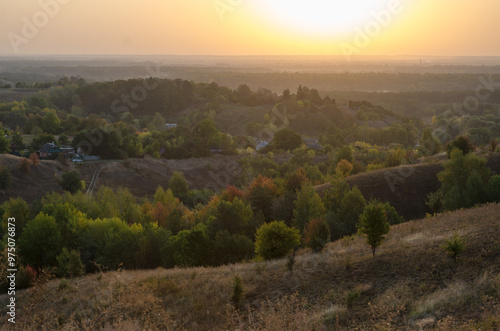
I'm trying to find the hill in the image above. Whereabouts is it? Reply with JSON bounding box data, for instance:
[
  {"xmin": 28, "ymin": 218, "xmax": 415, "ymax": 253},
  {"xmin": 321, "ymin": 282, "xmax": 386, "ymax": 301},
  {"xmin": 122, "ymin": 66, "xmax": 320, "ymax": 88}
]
[
  {"xmin": 3, "ymin": 153, "xmax": 500, "ymax": 220},
  {"xmin": 1, "ymin": 203, "xmax": 499, "ymax": 330}
]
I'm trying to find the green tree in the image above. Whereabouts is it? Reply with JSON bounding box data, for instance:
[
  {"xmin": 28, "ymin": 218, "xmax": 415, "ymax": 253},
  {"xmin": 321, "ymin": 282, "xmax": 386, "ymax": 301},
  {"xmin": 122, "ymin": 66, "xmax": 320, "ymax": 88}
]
[
  {"xmin": 0, "ymin": 135, "xmax": 10, "ymax": 154},
  {"xmin": 169, "ymin": 171, "xmax": 189, "ymax": 202},
  {"xmin": 246, "ymin": 175, "xmax": 278, "ymax": 222},
  {"xmin": 435, "ymin": 148, "xmax": 490, "ymax": 211},
  {"xmin": 56, "ymin": 248, "xmax": 85, "ymax": 278},
  {"xmin": 211, "ymin": 231, "xmax": 254, "ymax": 266},
  {"xmin": 272, "ymin": 128, "xmax": 302, "ymax": 150},
  {"xmin": 19, "ymin": 213, "xmax": 62, "ymax": 268},
  {"xmin": 335, "ymin": 145, "xmax": 353, "ymax": 164},
  {"xmin": 440, "ymin": 233, "xmax": 465, "ymax": 263},
  {"xmin": 10, "ymin": 131, "xmax": 24, "ymax": 150},
  {"xmin": 60, "ymin": 171, "xmax": 83, "ymax": 194},
  {"xmin": 292, "ymin": 184, "xmax": 326, "ymax": 232},
  {"xmin": 446, "ymin": 135, "xmax": 474, "ymax": 158},
  {"xmin": 42, "ymin": 110, "xmax": 61, "ymax": 134},
  {"xmin": 171, "ymin": 224, "xmax": 210, "ymax": 267},
  {"xmin": 255, "ymin": 221, "xmax": 300, "ymax": 260},
  {"xmin": 338, "ymin": 186, "xmax": 366, "ymax": 235},
  {"xmin": 357, "ymin": 201, "xmax": 390, "ymax": 256},
  {"xmin": 418, "ymin": 128, "xmax": 441, "ymax": 156},
  {"xmin": 0, "ymin": 164, "xmax": 11, "ymax": 190},
  {"xmin": 1, "ymin": 198, "xmax": 30, "ymax": 238}
]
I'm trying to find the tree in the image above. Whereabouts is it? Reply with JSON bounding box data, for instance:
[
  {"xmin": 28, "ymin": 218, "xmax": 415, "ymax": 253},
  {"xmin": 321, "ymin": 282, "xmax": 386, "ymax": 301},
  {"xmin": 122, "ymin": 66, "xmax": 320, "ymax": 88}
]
[
  {"xmin": 446, "ymin": 135, "xmax": 474, "ymax": 158},
  {"xmin": 1, "ymin": 198, "xmax": 30, "ymax": 238},
  {"xmin": 255, "ymin": 221, "xmax": 300, "ymax": 260},
  {"xmin": 418, "ymin": 128, "xmax": 441, "ymax": 156},
  {"xmin": 169, "ymin": 171, "xmax": 189, "ymax": 202},
  {"xmin": 56, "ymin": 248, "xmax": 85, "ymax": 278},
  {"xmin": 440, "ymin": 233, "xmax": 465, "ymax": 263},
  {"xmin": 335, "ymin": 145, "xmax": 353, "ymax": 164},
  {"xmin": 19, "ymin": 213, "xmax": 62, "ymax": 268},
  {"xmin": 60, "ymin": 171, "xmax": 83, "ymax": 194},
  {"xmin": 246, "ymin": 175, "xmax": 278, "ymax": 222},
  {"xmin": 357, "ymin": 201, "xmax": 390, "ymax": 256},
  {"xmin": 292, "ymin": 184, "xmax": 326, "ymax": 232},
  {"xmin": 10, "ymin": 131, "xmax": 24, "ymax": 151},
  {"xmin": 42, "ymin": 110, "xmax": 61, "ymax": 134},
  {"xmin": 338, "ymin": 186, "xmax": 366, "ymax": 235},
  {"xmin": 272, "ymin": 128, "xmax": 302, "ymax": 150},
  {"xmin": 171, "ymin": 224, "xmax": 210, "ymax": 267},
  {"xmin": 303, "ymin": 218, "xmax": 330, "ymax": 252},
  {"xmin": 434, "ymin": 148, "xmax": 490, "ymax": 211},
  {"xmin": 0, "ymin": 164, "xmax": 11, "ymax": 190},
  {"xmin": 335, "ymin": 159, "xmax": 353, "ymax": 178},
  {"xmin": 0, "ymin": 134, "xmax": 10, "ymax": 154}
]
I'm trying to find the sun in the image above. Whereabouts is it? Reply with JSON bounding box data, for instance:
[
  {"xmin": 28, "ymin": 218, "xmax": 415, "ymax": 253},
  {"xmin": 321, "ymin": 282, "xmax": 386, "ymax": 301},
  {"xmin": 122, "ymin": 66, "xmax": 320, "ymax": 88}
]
[{"xmin": 253, "ymin": 0, "xmax": 391, "ymax": 36}]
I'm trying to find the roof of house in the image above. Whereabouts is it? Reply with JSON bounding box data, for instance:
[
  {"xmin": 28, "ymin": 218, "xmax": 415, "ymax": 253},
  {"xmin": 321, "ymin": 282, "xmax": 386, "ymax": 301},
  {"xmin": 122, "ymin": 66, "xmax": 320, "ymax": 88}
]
[{"xmin": 39, "ymin": 143, "xmax": 62, "ymax": 153}]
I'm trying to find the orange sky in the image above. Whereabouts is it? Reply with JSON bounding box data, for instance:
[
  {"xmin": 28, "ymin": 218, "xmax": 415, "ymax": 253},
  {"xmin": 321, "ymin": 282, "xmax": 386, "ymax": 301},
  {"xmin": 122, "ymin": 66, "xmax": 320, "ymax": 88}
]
[{"xmin": 1, "ymin": 0, "xmax": 499, "ymax": 56}]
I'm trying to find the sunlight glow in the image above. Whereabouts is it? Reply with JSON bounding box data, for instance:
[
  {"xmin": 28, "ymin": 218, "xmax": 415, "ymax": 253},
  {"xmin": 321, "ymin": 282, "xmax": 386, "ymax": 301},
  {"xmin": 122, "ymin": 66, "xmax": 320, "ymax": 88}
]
[{"xmin": 253, "ymin": 0, "xmax": 391, "ymax": 36}]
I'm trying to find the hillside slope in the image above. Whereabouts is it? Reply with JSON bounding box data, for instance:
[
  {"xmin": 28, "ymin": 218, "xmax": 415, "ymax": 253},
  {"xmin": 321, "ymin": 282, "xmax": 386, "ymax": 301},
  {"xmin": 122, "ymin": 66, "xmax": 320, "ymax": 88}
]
[{"xmin": 2, "ymin": 204, "xmax": 499, "ymax": 330}]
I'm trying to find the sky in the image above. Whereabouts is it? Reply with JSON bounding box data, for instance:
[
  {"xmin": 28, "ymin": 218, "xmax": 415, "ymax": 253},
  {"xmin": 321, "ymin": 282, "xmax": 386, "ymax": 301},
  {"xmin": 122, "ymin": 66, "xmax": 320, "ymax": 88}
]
[{"xmin": 1, "ymin": 0, "xmax": 499, "ymax": 56}]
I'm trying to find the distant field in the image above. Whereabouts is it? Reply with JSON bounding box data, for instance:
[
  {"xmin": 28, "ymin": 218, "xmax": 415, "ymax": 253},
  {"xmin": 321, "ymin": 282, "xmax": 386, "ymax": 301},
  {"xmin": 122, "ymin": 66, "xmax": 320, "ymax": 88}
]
[{"xmin": 2, "ymin": 203, "xmax": 498, "ymax": 330}]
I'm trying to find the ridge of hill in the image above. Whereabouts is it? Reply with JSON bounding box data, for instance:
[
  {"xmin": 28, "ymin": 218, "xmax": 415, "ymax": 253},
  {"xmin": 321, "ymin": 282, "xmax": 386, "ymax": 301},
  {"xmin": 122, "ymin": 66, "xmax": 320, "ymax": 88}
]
[
  {"xmin": 2, "ymin": 153, "xmax": 500, "ymax": 220},
  {"xmin": 2, "ymin": 203, "xmax": 499, "ymax": 330}
]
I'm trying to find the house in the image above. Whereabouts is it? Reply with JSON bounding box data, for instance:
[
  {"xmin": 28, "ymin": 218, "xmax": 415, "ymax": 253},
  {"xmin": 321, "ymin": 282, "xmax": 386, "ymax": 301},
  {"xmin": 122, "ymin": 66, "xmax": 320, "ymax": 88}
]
[
  {"xmin": 165, "ymin": 123, "xmax": 178, "ymax": 129},
  {"xmin": 302, "ymin": 138, "xmax": 323, "ymax": 151},
  {"xmin": 60, "ymin": 146, "xmax": 75, "ymax": 157},
  {"xmin": 255, "ymin": 141, "xmax": 269, "ymax": 151},
  {"xmin": 38, "ymin": 142, "xmax": 63, "ymax": 159}
]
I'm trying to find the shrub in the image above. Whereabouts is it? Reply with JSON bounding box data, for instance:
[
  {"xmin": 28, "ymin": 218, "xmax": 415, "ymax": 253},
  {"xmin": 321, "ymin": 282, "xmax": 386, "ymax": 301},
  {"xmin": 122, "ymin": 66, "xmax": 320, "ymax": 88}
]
[
  {"xmin": 59, "ymin": 171, "xmax": 83, "ymax": 194},
  {"xmin": 357, "ymin": 201, "xmax": 390, "ymax": 256},
  {"xmin": 255, "ymin": 221, "xmax": 300, "ymax": 260},
  {"xmin": 19, "ymin": 158, "xmax": 31, "ymax": 173},
  {"xmin": 441, "ymin": 233, "xmax": 466, "ymax": 263},
  {"xmin": 29, "ymin": 153, "xmax": 40, "ymax": 166},
  {"xmin": 303, "ymin": 218, "xmax": 330, "ymax": 252},
  {"xmin": 345, "ymin": 290, "xmax": 360, "ymax": 309},
  {"xmin": 17, "ymin": 265, "xmax": 37, "ymax": 289},
  {"xmin": 231, "ymin": 275, "xmax": 245, "ymax": 309},
  {"xmin": 211, "ymin": 231, "xmax": 254, "ymax": 266},
  {"xmin": 56, "ymin": 248, "xmax": 85, "ymax": 278},
  {"xmin": 0, "ymin": 164, "xmax": 11, "ymax": 189}
]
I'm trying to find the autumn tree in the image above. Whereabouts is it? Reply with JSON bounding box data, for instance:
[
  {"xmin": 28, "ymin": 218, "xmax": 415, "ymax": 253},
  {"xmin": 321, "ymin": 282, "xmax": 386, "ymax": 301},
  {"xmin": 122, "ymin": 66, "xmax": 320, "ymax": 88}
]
[
  {"xmin": 246, "ymin": 175, "xmax": 278, "ymax": 222},
  {"xmin": 335, "ymin": 159, "xmax": 353, "ymax": 178}
]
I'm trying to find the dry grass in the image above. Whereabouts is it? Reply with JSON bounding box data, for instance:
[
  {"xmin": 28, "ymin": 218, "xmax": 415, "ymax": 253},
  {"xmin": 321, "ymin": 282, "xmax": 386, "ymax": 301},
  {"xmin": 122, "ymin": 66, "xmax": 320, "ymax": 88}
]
[{"xmin": 1, "ymin": 204, "xmax": 499, "ymax": 330}]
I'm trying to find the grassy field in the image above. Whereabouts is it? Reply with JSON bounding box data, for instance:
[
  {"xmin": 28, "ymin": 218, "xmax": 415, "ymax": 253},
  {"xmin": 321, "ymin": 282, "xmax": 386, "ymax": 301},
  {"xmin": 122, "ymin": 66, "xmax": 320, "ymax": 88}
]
[{"xmin": 1, "ymin": 203, "xmax": 498, "ymax": 330}]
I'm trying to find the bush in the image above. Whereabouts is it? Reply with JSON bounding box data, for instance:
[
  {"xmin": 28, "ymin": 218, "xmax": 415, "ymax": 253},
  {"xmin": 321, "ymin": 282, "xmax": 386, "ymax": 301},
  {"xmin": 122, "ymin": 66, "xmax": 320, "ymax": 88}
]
[
  {"xmin": 0, "ymin": 165, "xmax": 11, "ymax": 189},
  {"xmin": 303, "ymin": 218, "xmax": 330, "ymax": 252},
  {"xmin": 59, "ymin": 171, "xmax": 83, "ymax": 194},
  {"xmin": 255, "ymin": 221, "xmax": 300, "ymax": 260},
  {"xmin": 56, "ymin": 248, "xmax": 85, "ymax": 278},
  {"xmin": 19, "ymin": 158, "xmax": 31, "ymax": 173},
  {"xmin": 211, "ymin": 231, "xmax": 254, "ymax": 266},
  {"xmin": 17, "ymin": 265, "xmax": 37, "ymax": 289},
  {"xmin": 29, "ymin": 153, "xmax": 40, "ymax": 166},
  {"xmin": 441, "ymin": 233, "xmax": 465, "ymax": 263},
  {"xmin": 231, "ymin": 276, "xmax": 245, "ymax": 309}
]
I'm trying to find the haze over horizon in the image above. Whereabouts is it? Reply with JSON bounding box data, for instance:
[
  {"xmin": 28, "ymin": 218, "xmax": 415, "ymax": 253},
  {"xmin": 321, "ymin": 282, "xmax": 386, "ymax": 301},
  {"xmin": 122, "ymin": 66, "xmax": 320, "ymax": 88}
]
[{"xmin": 1, "ymin": 0, "xmax": 500, "ymax": 57}]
